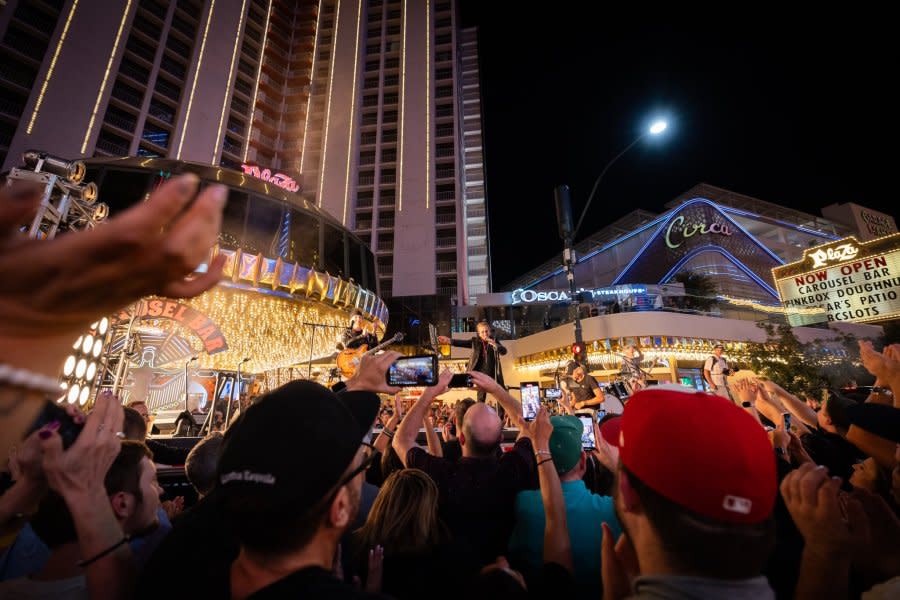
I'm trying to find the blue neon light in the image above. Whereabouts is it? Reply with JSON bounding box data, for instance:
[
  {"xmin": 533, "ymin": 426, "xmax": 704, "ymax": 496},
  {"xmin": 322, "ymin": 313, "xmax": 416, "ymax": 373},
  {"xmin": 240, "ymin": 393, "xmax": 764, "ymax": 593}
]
[
  {"xmin": 612, "ymin": 198, "xmax": 785, "ymax": 285},
  {"xmin": 657, "ymin": 245, "xmax": 780, "ymax": 299}
]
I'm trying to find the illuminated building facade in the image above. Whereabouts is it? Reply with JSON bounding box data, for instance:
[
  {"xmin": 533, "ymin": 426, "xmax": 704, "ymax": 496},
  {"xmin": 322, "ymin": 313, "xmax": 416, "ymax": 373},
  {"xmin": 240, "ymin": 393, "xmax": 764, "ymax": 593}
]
[{"xmin": 1, "ymin": 0, "xmax": 490, "ymax": 332}]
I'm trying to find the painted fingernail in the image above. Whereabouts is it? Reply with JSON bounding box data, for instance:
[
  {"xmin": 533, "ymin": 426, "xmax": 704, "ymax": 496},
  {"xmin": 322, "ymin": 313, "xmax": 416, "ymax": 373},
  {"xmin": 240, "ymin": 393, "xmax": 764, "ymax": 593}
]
[
  {"xmin": 46, "ymin": 420, "xmax": 60, "ymax": 431},
  {"xmin": 38, "ymin": 430, "xmax": 53, "ymax": 439}
]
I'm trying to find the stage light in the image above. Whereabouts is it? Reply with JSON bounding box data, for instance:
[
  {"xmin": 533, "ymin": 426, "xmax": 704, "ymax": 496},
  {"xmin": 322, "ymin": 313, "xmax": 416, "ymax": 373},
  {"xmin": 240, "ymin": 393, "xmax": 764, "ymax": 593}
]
[
  {"xmin": 73, "ymin": 336, "xmax": 83, "ymax": 349},
  {"xmin": 60, "ymin": 382, "xmax": 68, "ymax": 390},
  {"xmin": 82, "ymin": 335, "xmax": 93, "ymax": 354},
  {"xmin": 67, "ymin": 384, "xmax": 80, "ymax": 404},
  {"xmin": 86, "ymin": 362, "xmax": 97, "ymax": 381},
  {"xmin": 79, "ymin": 386, "xmax": 90, "ymax": 405},
  {"xmin": 63, "ymin": 356, "xmax": 76, "ymax": 376},
  {"xmin": 92, "ymin": 339, "xmax": 103, "ymax": 358},
  {"xmin": 649, "ymin": 120, "xmax": 668, "ymax": 135},
  {"xmin": 98, "ymin": 317, "xmax": 109, "ymax": 335},
  {"xmin": 75, "ymin": 358, "xmax": 87, "ymax": 378}
]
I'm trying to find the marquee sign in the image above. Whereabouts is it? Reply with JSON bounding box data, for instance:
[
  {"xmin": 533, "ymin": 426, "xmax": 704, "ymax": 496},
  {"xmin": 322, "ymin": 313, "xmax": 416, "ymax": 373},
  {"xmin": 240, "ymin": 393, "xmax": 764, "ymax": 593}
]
[
  {"xmin": 116, "ymin": 299, "xmax": 229, "ymax": 354},
  {"xmin": 772, "ymin": 234, "xmax": 900, "ymax": 325},
  {"xmin": 241, "ymin": 163, "xmax": 300, "ymax": 193}
]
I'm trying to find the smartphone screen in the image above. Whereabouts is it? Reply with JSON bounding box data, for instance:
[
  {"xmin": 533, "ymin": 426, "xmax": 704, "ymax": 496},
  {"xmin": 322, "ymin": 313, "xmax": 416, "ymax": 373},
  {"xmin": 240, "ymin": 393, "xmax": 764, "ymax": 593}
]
[
  {"xmin": 521, "ymin": 382, "xmax": 540, "ymax": 421},
  {"xmin": 579, "ymin": 415, "xmax": 596, "ymax": 449},
  {"xmin": 449, "ymin": 373, "xmax": 473, "ymax": 388},
  {"xmin": 386, "ymin": 355, "xmax": 439, "ymax": 387},
  {"xmin": 541, "ymin": 387, "xmax": 562, "ymax": 400},
  {"xmin": 782, "ymin": 412, "xmax": 791, "ymax": 431}
]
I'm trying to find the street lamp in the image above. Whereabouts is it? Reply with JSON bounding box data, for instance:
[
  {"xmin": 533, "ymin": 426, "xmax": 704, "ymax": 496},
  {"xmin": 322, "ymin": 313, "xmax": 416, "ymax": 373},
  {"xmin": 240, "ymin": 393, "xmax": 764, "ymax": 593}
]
[{"xmin": 555, "ymin": 118, "xmax": 671, "ymax": 363}]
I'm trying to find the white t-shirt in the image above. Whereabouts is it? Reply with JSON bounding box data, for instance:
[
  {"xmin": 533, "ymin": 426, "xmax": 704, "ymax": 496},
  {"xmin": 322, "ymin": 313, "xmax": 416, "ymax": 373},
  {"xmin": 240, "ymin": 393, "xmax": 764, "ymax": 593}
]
[
  {"xmin": 0, "ymin": 575, "xmax": 87, "ymax": 600},
  {"xmin": 704, "ymin": 355, "xmax": 729, "ymax": 385}
]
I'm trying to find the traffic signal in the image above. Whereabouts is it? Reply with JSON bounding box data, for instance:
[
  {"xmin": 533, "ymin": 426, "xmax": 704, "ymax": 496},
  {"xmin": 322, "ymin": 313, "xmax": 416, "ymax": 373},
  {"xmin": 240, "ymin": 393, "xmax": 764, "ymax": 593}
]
[{"xmin": 572, "ymin": 342, "xmax": 585, "ymax": 361}]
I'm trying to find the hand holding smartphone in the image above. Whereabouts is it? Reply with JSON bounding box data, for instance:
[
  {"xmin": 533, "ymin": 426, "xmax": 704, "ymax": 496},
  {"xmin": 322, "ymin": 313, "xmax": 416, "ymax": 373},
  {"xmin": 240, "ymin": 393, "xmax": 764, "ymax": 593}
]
[
  {"xmin": 578, "ymin": 413, "xmax": 596, "ymax": 450},
  {"xmin": 386, "ymin": 355, "xmax": 439, "ymax": 387},
  {"xmin": 449, "ymin": 373, "xmax": 473, "ymax": 388},
  {"xmin": 521, "ymin": 382, "xmax": 541, "ymax": 421}
]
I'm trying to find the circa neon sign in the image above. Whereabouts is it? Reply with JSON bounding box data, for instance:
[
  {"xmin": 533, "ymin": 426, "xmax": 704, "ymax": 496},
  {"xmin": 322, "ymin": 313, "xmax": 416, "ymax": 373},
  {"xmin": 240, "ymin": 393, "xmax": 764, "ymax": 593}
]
[
  {"xmin": 241, "ymin": 163, "xmax": 300, "ymax": 193},
  {"xmin": 664, "ymin": 215, "xmax": 733, "ymax": 249}
]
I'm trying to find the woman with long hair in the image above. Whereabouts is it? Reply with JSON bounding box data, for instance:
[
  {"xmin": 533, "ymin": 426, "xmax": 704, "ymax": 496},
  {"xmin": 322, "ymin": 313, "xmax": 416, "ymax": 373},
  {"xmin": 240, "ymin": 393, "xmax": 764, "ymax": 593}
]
[{"xmin": 351, "ymin": 469, "xmax": 475, "ymax": 599}]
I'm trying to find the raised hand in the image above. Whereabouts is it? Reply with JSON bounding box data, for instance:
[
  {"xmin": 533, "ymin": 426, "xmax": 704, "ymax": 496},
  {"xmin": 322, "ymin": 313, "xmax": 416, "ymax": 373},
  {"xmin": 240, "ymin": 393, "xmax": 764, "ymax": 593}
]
[
  {"xmin": 0, "ymin": 174, "xmax": 226, "ymax": 375},
  {"xmin": 345, "ymin": 351, "xmax": 402, "ymax": 394}
]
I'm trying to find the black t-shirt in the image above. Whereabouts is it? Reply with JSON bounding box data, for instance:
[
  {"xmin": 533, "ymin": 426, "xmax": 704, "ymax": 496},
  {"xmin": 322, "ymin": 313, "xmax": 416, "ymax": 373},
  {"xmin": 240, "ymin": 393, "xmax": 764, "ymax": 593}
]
[
  {"xmin": 137, "ymin": 492, "xmax": 238, "ymax": 599},
  {"xmin": 440, "ymin": 438, "xmax": 463, "ymax": 462},
  {"xmin": 473, "ymin": 339, "xmax": 496, "ymax": 377},
  {"xmin": 406, "ymin": 438, "xmax": 537, "ymax": 565},
  {"xmin": 564, "ymin": 375, "xmax": 600, "ymax": 403},
  {"xmin": 801, "ymin": 428, "xmax": 867, "ymax": 480},
  {"xmin": 250, "ymin": 566, "xmax": 391, "ymax": 599}
]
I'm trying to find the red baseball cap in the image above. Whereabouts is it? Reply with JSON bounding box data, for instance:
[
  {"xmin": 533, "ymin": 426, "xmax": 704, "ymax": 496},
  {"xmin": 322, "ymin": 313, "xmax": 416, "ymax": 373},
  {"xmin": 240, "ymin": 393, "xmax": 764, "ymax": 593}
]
[
  {"xmin": 600, "ymin": 416, "xmax": 622, "ymax": 447},
  {"xmin": 619, "ymin": 388, "xmax": 776, "ymax": 524}
]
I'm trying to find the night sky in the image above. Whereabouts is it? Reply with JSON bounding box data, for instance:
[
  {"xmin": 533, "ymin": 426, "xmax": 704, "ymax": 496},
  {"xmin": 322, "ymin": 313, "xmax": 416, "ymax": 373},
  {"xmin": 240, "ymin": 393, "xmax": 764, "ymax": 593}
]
[{"xmin": 457, "ymin": 5, "xmax": 897, "ymax": 289}]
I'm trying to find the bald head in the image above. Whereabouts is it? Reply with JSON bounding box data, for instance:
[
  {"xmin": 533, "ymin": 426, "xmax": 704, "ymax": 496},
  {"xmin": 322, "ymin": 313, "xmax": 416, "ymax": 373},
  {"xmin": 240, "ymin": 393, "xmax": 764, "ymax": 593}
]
[{"xmin": 460, "ymin": 403, "xmax": 502, "ymax": 458}]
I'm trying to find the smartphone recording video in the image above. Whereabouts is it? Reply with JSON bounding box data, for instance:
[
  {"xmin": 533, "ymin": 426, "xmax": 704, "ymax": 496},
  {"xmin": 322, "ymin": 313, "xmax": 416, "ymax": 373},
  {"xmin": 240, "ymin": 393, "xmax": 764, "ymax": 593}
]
[
  {"xmin": 579, "ymin": 414, "xmax": 596, "ymax": 450},
  {"xmin": 449, "ymin": 373, "xmax": 473, "ymax": 388},
  {"xmin": 386, "ymin": 355, "xmax": 439, "ymax": 387},
  {"xmin": 521, "ymin": 381, "xmax": 541, "ymax": 421},
  {"xmin": 541, "ymin": 387, "xmax": 562, "ymax": 400}
]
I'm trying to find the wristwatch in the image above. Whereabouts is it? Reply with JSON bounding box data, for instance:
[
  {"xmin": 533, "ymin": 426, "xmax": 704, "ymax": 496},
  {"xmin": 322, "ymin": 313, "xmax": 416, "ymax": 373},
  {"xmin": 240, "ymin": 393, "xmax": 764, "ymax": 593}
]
[{"xmin": 871, "ymin": 386, "xmax": 893, "ymax": 396}]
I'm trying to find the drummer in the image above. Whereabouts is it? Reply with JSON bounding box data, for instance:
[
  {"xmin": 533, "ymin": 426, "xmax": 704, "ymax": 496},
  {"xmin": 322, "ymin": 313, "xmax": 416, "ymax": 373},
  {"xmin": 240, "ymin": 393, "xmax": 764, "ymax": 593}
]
[{"xmin": 561, "ymin": 361, "xmax": 604, "ymax": 410}]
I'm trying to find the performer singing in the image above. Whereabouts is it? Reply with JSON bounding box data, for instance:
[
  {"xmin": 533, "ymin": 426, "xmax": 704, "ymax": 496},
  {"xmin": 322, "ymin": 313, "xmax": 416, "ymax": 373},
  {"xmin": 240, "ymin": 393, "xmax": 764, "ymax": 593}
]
[
  {"xmin": 340, "ymin": 309, "xmax": 378, "ymax": 351},
  {"xmin": 561, "ymin": 361, "xmax": 604, "ymax": 410},
  {"xmin": 619, "ymin": 344, "xmax": 647, "ymax": 391},
  {"xmin": 438, "ymin": 320, "xmax": 506, "ymax": 403}
]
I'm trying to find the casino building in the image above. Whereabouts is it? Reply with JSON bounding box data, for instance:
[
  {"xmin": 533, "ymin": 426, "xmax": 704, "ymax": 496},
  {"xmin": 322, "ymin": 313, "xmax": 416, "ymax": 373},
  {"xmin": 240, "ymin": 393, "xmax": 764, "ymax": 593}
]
[
  {"xmin": 81, "ymin": 157, "xmax": 387, "ymax": 416},
  {"xmin": 445, "ymin": 183, "xmax": 894, "ymax": 397}
]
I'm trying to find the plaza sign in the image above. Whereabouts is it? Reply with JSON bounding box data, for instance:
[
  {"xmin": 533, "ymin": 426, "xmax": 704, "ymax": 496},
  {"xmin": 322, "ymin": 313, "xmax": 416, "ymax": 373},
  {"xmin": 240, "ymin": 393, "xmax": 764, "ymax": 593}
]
[
  {"xmin": 773, "ymin": 234, "xmax": 900, "ymax": 325},
  {"xmin": 241, "ymin": 163, "xmax": 300, "ymax": 192}
]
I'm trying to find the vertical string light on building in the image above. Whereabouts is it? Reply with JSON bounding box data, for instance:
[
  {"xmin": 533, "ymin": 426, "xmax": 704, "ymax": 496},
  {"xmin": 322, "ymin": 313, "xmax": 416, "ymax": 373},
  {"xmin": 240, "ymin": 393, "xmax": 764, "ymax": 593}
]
[
  {"xmin": 397, "ymin": 0, "xmax": 408, "ymax": 212},
  {"xmin": 424, "ymin": 0, "xmax": 430, "ymax": 210},
  {"xmin": 60, "ymin": 318, "xmax": 110, "ymax": 407},
  {"xmin": 177, "ymin": 0, "xmax": 217, "ymax": 159},
  {"xmin": 81, "ymin": 0, "xmax": 133, "ymax": 153},
  {"xmin": 213, "ymin": 0, "xmax": 249, "ymax": 164},
  {"xmin": 243, "ymin": 0, "xmax": 273, "ymax": 162},
  {"xmin": 341, "ymin": 0, "xmax": 363, "ymax": 226},
  {"xmin": 317, "ymin": 0, "xmax": 343, "ymax": 205},
  {"xmin": 26, "ymin": 0, "xmax": 80, "ymax": 134},
  {"xmin": 300, "ymin": 0, "xmax": 326, "ymax": 175}
]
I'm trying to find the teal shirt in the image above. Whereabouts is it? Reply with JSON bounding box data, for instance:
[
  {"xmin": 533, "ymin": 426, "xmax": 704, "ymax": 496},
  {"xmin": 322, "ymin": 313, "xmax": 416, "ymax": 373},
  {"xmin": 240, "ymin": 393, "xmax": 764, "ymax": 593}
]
[{"xmin": 508, "ymin": 480, "xmax": 621, "ymax": 596}]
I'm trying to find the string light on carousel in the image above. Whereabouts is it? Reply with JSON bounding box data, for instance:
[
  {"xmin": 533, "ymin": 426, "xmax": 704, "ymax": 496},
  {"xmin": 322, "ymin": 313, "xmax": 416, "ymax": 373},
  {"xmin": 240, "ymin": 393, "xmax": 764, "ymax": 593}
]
[{"xmin": 6, "ymin": 151, "xmax": 111, "ymax": 407}]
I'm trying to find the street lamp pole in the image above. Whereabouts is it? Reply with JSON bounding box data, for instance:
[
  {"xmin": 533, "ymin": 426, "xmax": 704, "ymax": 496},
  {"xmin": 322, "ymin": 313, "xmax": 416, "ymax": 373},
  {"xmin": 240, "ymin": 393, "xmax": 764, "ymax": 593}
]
[{"xmin": 554, "ymin": 119, "xmax": 669, "ymax": 364}]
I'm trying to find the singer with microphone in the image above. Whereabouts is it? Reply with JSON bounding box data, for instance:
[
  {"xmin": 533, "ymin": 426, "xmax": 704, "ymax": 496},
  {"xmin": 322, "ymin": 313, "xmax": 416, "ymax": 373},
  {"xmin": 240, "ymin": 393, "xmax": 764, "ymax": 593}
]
[{"xmin": 438, "ymin": 319, "xmax": 506, "ymax": 403}]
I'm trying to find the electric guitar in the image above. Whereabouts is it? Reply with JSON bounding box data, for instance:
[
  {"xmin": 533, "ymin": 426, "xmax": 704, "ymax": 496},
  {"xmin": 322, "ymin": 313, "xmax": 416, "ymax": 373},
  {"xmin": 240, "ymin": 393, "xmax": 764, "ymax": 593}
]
[{"xmin": 336, "ymin": 332, "xmax": 405, "ymax": 378}]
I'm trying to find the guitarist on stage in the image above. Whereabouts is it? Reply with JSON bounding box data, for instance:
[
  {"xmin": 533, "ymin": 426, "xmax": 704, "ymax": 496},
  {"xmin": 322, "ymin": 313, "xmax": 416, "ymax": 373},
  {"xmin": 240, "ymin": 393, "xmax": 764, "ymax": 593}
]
[
  {"xmin": 438, "ymin": 319, "xmax": 506, "ymax": 403},
  {"xmin": 340, "ymin": 309, "xmax": 378, "ymax": 350}
]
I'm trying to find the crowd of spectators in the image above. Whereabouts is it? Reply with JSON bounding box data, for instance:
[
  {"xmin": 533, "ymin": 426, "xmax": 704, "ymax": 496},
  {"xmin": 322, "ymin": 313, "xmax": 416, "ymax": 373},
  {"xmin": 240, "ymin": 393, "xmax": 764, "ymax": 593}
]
[{"xmin": 1, "ymin": 173, "xmax": 899, "ymax": 599}]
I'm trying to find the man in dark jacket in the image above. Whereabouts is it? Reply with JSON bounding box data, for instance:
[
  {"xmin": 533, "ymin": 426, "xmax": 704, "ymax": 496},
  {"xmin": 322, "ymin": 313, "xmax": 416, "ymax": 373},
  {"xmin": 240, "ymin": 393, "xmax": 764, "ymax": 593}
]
[{"xmin": 439, "ymin": 320, "xmax": 506, "ymax": 403}]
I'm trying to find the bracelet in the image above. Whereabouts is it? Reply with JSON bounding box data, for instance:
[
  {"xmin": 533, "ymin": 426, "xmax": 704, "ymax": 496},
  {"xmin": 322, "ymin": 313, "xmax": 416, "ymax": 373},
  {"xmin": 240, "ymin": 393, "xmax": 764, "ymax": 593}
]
[
  {"xmin": 535, "ymin": 449, "xmax": 552, "ymax": 459},
  {"xmin": 0, "ymin": 364, "xmax": 60, "ymax": 396},
  {"xmin": 76, "ymin": 535, "xmax": 131, "ymax": 567},
  {"xmin": 382, "ymin": 428, "xmax": 394, "ymax": 438},
  {"xmin": 537, "ymin": 457, "xmax": 554, "ymax": 466}
]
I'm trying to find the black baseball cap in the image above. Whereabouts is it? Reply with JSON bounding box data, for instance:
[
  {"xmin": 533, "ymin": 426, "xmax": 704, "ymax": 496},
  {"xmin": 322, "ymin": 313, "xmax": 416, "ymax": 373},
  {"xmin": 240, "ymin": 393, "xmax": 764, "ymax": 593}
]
[{"xmin": 217, "ymin": 380, "xmax": 379, "ymax": 515}]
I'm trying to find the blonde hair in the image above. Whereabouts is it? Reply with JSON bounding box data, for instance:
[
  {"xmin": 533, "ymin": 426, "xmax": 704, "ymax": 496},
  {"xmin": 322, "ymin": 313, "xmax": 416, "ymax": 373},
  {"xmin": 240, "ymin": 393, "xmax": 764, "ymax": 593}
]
[{"xmin": 354, "ymin": 469, "xmax": 446, "ymax": 557}]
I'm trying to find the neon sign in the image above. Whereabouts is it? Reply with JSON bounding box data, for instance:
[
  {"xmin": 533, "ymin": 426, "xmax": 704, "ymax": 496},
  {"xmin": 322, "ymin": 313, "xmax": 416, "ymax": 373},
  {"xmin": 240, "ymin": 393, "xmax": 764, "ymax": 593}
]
[
  {"xmin": 511, "ymin": 285, "xmax": 647, "ymax": 305},
  {"xmin": 809, "ymin": 243, "xmax": 859, "ymax": 268},
  {"xmin": 664, "ymin": 215, "xmax": 733, "ymax": 249},
  {"xmin": 241, "ymin": 163, "xmax": 300, "ymax": 193}
]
